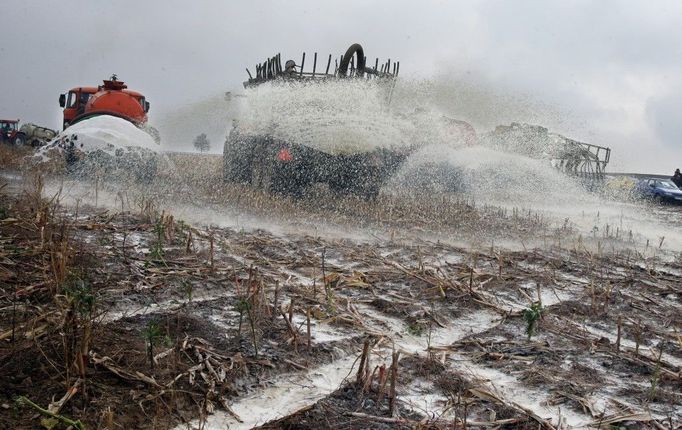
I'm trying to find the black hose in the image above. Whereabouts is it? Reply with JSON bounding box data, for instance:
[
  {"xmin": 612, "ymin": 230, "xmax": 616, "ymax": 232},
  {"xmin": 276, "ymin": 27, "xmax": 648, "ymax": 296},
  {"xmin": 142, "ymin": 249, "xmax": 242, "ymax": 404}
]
[{"xmin": 338, "ymin": 43, "xmax": 365, "ymax": 77}]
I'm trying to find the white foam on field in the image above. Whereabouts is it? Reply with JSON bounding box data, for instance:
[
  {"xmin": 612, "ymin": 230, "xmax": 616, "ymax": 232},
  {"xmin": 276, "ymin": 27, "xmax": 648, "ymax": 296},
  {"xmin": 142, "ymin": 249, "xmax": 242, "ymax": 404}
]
[
  {"xmin": 181, "ymin": 355, "xmax": 359, "ymax": 430},
  {"xmin": 390, "ymin": 143, "xmax": 682, "ymax": 253},
  {"xmin": 580, "ymin": 323, "xmax": 682, "ymax": 369},
  {"xmin": 36, "ymin": 116, "xmax": 159, "ymax": 160},
  {"xmin": 400, "ymin": 379, "xmax": 447, "ymax": 419},
  {"xmin": 449, "ymin": 353, "xmax": 592, "ymax": 428}
]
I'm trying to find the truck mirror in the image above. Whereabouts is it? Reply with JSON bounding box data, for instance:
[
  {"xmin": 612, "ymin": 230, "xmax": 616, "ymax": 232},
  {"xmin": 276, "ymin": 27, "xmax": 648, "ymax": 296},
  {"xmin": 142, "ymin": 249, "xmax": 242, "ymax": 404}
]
[
  {"xmin": 59, "ymin": 94, "xmax": 66, "ymax": 107},
  {"xmin": 145, "ymin": 101, "xmax": 150, "ymax": 113}
]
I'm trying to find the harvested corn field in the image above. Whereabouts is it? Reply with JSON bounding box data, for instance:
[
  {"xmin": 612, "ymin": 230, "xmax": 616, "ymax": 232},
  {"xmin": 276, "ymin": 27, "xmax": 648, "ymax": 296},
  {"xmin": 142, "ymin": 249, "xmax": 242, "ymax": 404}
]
[{"xmin": 1, "ymin": 163, "xmax": 680, "ymax": 429}]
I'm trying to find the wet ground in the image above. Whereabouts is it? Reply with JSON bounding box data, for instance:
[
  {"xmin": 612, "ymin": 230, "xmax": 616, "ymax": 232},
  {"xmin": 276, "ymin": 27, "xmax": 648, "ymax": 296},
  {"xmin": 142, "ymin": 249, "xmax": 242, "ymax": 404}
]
[{"xmin": 1, "ymin": 156, "xmax": 681, "ymax": 429}]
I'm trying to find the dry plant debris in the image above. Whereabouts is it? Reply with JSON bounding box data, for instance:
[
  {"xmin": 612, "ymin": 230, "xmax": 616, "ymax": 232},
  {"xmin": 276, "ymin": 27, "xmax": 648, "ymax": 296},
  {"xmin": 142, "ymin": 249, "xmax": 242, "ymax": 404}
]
[{"xmin": 0, "ymin": 156, "xmax": 680, "ymax": 429}]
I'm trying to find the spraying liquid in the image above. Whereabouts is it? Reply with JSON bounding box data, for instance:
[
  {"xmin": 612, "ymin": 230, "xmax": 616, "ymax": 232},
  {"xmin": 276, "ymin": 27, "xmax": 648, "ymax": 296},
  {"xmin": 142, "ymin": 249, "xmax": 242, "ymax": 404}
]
[
  {"xmin": 234, "ymin": 79, "xmax": 470, "ymax": 154},
  {"xmin": 231, "ymin": 75, "xmax": 682, "ymax": 252},
  {"xmin": 35, "ymin": 75, "xmax": 682, "ymax": 254}
]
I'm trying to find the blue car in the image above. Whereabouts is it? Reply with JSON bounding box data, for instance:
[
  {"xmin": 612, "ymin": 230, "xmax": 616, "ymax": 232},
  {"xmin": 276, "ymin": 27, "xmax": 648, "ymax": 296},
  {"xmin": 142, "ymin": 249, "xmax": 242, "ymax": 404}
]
[{"xmin": 633, "ymin": 178, "xmax": 682, "ymax": 203}]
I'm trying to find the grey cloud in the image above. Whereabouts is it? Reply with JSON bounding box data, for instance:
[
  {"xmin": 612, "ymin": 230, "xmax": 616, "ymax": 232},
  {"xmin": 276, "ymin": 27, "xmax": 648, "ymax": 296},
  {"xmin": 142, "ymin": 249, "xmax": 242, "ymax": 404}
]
[
  {"xmin": 646, "ymin": 87, "xmax": 682, "ymax": 147},
  {"xmin": 1, "ymin": 0, "xmax": 681, "ymax": 171}
]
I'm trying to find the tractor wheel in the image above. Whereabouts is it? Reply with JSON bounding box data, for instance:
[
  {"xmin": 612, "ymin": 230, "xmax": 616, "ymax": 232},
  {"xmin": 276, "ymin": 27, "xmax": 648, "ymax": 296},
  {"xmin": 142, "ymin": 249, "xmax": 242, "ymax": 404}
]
[
  {"xmin": 354, "ymin": 178, "xmax": 382, "ymax": 201},
  {"xmin": 12, "ymin": 134, "xmax": 26, "ymax": 146}
]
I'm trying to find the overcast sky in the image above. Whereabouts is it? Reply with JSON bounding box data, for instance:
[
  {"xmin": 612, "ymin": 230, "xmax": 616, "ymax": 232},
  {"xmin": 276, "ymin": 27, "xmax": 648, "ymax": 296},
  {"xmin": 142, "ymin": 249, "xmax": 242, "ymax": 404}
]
[{"xmin": 1, "ymin": 0, "xmax": 681, "ymax": 173}]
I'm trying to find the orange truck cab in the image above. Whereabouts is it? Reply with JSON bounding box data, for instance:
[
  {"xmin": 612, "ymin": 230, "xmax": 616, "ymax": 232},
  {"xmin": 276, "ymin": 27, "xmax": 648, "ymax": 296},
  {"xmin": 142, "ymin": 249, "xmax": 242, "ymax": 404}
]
[{"xmin": 59, "ymin": 75, "xmax": 150, "ymax": 130}]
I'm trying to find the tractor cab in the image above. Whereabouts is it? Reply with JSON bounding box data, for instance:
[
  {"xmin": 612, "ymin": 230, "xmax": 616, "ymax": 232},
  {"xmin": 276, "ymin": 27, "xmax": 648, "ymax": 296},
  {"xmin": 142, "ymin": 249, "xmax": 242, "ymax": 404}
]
[
  {"xmin": 1, "ymin": 119, "xmax": 18, "ymax": 132},
  {"xmin": 0, "ymin": 119, "xmax": 30, "ymax": 145},
  {"xmin": 0, "ymin": 119, "xmax": 18, "ymax": 143}
]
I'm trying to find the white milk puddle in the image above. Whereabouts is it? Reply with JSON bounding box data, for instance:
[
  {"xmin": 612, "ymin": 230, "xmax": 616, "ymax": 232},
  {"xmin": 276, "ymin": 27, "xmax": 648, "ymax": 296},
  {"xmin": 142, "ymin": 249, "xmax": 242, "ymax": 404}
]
[
  {"xmin": 478, "ymin": 282, "xmax": 576, "ymax": 314},
  {"xmin": 178, "ymin": 304, "xmax": 503, "ymax": 429},
  {"xmin": 354, "ymin": 303, "xmax": 501, "ymax": 354},
  {"xmin": 103, "ymin": 290, "xmax": 228, "ymax": 322},
  {"xmin": 581, "ymin": 323, "xmax": 682, "ymax": 369},
  {"xmin": 184, "ymin": 355, "xmax": 359, "ymax": 430},
  {"xmin": 399, "ymin": 379, "xmax": 448, "ymax": 419},
  {"xmin": 449, "ymin": 354, "xmax": 592, "ymax": 428}
]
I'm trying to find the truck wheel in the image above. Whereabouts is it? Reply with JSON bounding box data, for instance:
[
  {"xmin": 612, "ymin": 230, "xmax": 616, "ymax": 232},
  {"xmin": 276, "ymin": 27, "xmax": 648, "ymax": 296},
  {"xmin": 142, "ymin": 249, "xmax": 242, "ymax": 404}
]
[
  {"xmin": 250, "ymin": 158, "xmax": 273, "ymax": 192},
  {"xmin": 223, "ymin": 133, "xmax": 254, "ymax": 184},
  {"xmin": 252, "ymin": 160, "xmax": 308, "ymax": 197},
  {"xmin": 223, "ymin": 142, "xmax": 235, "ymax": 183},
  {"xmin": 283, "ymin": 180, "xmax": 306, "ymax": 198},
  {"xmin": 361, "ymin": 183, "xmax": 381, "ymax": 201},
  {"xmin": 223, "ymin": 149, "xmax": 250, "ymax": 183},
  {"xmin": 354, "ymin": 175, "xmax": 382, "ymax": 201}
]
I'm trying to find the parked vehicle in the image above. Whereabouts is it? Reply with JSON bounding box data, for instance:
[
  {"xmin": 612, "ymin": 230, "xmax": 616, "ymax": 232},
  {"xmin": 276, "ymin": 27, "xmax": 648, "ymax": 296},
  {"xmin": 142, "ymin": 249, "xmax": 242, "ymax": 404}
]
[
  {"xmin": 0, "ymin": 119, "xmax": 24, "ymax": 145},
  {"xmin": 632, "ymin": 178, "xmax": 682, "ymax": 203},
  {"xmin": 0, "ymin": 119, "xmax": 56, "ymax": 146},
  {"xmin": 19, "ymin": 123, "xmax": 57, "ymax": 146}
]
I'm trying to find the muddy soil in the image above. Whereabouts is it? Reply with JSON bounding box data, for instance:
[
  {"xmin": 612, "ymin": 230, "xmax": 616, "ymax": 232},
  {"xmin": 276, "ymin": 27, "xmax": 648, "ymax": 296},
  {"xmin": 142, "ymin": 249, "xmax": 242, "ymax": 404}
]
[{"xmin": 1, "ymin": 157, "xmax": 681, "ymax": 429}]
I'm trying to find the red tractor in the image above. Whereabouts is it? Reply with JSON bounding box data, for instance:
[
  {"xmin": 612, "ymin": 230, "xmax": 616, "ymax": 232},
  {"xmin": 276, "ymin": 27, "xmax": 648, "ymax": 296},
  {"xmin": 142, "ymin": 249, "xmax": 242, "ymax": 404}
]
[
  {"xmin": 58, "ymin": 75, "xmax": 150, "ymax": 130},
  {"xmin": 0, "ymin": 119, "xmax": 25, "ymax": 145}
]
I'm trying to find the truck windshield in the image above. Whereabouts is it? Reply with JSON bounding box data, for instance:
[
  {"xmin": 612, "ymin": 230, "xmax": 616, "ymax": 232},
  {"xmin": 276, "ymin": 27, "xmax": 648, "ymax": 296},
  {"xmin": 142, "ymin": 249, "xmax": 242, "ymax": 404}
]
[{"xmin": 66, "ymin": 92, "xmax": 78, "ymax": 108}]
